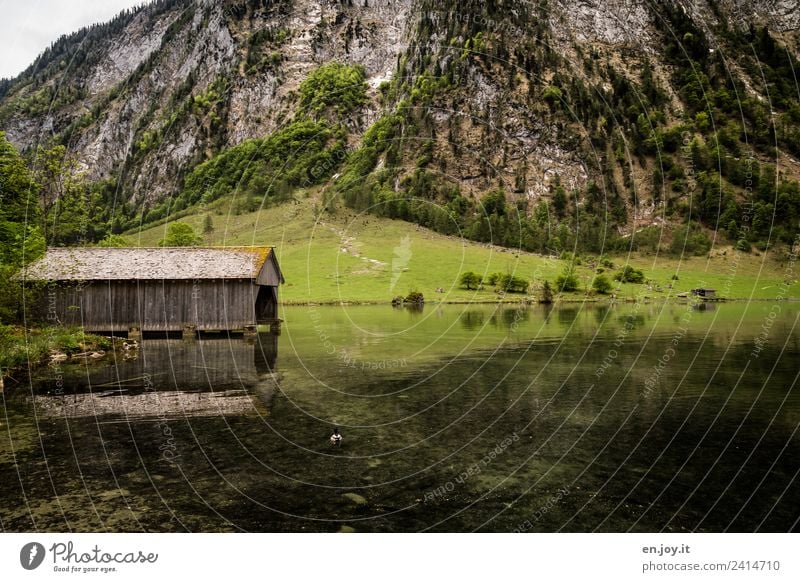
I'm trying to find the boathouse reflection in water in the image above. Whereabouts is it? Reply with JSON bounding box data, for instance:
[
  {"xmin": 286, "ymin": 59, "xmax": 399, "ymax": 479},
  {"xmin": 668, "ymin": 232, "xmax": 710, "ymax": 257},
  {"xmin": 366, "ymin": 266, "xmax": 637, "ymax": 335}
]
[{"xmin": 31, "ymin": 333, "xmax": 280, "ymax": 419}]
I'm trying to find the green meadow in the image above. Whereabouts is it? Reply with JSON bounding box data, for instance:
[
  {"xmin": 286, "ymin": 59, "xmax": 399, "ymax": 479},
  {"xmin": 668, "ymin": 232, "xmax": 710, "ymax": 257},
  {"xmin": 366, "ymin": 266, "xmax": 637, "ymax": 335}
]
[{"xmin": 126, "ymin": 193, "xmax": 800, "ymax": 303}]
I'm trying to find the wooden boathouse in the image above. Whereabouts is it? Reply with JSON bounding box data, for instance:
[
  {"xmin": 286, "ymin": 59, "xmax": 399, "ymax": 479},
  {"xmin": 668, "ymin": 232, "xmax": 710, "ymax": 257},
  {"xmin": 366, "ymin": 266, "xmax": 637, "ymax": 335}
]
[{"xmin": 22, "ymin": 247, "xmax": 284, "ymax": 336}]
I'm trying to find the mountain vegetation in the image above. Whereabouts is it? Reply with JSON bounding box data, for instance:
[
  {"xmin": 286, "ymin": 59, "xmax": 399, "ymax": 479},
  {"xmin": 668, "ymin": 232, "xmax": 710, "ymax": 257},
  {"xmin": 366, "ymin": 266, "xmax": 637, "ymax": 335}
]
[
  {"xmin": 1, "ymin": 0, "xmax": 799, "ymax": 281},
  {"xmin": 0, "ymin": 133, "xmax": 45, "ymax": 320}
]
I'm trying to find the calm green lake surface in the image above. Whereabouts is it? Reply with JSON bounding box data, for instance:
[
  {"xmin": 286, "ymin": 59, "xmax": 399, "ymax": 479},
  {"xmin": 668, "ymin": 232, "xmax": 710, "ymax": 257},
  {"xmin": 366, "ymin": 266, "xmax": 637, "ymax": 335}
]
[{"xmin": 1, "ymin": 302, "xmax": 799, "ymax": 532}]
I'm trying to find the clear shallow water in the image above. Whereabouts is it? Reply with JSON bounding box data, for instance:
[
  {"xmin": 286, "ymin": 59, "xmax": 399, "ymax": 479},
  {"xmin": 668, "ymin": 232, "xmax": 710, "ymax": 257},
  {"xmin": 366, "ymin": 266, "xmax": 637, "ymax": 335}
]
[{"xmin": 1, "ymin": 302, "xmax": 799, "ymax": 532}]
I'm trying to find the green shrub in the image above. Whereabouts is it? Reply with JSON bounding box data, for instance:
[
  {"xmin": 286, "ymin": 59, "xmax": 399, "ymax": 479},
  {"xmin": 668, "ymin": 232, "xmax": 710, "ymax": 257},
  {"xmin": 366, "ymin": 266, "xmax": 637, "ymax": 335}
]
[
  {"xmin": 555, "ymin": 265, "xmax": 579, "ymax": 292},
  {"xmin": 158, "ymin": 222, "xmax": 202, "ymax": 247},
  {"xmin": 540, "ymin": 280, "xmax": 554, "ymax": 303},
  {"xmin": 203, "ymin": 214, "xmax": 214, "ymax": 234},
  {"xmin": 405, "ymin": 290, "xmax": 424, "ymax": 304},
  {"xmin": 485, "ymin": 272, "xmax": 503, "ymax": 285},
  {"xmin": 299, "ymin": 63, "xmax": 368, "ymax": 116},
  {"xmin": 0, "ymin": 326, "xmax": 108, "ymax": 371},
  {"xmin": 542, "ymin": 85, "xmax": 563, "ymax": 105},
  {"xmin": 96, "ymin": 234, "xmax": 128, "ymax": 247},
  {"xmin": 592, "ymin": 275, "xmax": 613, "ymax": 294},
  {"xmin": 459, "ymin": 271, "xmax": 482, "ymax": 290},
  {"xmin": 614, "ymin": 265, "xmax": 646, "ymax": 283},
  {"xmin": 499, "ymin": 273, "xmax": 529, "ymax": 293}
]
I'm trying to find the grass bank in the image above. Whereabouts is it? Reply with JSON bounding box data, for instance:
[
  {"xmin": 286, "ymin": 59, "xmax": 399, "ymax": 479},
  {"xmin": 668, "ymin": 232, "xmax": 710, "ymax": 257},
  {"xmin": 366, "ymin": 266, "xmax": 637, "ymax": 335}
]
[
  {"xmin": 126, "ymin": 193, "xmax": 800, "ymax": 303},
  {"xmin": 0, "ymin": 326, "xmax": 116, "ymax": 388}
]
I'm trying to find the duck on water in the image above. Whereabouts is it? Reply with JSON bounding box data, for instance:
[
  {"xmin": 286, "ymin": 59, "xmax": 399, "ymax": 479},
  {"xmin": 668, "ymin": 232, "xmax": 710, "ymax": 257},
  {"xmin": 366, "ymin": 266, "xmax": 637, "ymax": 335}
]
[{"xmin": 330, "ymin": 427, "xmax": 342, "ymax": 446}]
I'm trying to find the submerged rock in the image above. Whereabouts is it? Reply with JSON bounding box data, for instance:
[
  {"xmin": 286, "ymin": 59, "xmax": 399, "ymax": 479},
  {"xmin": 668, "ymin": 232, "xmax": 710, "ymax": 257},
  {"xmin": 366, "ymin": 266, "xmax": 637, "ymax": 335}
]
[{"xmin": 340, "ymin": 492, "xmax": 368, "ymax": 506}]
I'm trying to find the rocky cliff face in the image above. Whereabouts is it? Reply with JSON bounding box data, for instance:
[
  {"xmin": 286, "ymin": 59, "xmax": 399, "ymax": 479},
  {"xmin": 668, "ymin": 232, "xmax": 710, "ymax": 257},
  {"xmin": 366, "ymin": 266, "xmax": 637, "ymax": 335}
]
[
  {"xmin": 1, "ymin": 0, "xmax": 799, "ymax": 241},
  {"xmin": 1, "ymin": 0, "xmax": 415, "ymax": 204}
]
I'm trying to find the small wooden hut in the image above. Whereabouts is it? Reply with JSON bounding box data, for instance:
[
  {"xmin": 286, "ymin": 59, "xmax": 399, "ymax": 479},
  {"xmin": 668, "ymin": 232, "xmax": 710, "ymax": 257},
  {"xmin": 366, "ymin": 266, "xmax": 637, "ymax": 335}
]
[
  {"xmin": 691, "ymin": 288, "xmax": 717, "ymax": 299},
  {"xmin": 22, "ymin": 247, "xmax": 284, "ymax": 336}
]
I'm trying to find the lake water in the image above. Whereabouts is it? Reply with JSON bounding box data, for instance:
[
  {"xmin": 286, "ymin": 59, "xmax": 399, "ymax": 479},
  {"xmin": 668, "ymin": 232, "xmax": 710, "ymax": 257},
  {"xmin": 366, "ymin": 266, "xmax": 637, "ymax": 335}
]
[{"xmin": 1, "ymin": 302, "xmax": 799, "ymax": 532}]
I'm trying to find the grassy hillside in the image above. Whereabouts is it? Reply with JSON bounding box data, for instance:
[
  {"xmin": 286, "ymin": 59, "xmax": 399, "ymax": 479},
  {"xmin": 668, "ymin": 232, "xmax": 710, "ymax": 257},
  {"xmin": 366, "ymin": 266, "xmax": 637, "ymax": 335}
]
[{"xmin": 126, "ymin": 192, "xmax": 800, "ymax": 303}]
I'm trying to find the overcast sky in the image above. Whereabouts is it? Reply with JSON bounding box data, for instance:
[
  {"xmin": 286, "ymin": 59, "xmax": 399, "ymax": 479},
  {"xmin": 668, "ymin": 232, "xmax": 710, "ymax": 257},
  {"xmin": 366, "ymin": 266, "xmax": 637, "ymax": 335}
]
[{"xmin": 0, "ymin": 0, "xmax": 153, "ymax": 79}]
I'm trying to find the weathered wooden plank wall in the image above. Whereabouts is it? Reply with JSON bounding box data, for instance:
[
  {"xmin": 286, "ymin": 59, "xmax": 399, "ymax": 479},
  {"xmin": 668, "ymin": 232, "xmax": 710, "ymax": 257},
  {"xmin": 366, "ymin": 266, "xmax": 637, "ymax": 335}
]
[
  {"xmin": 256, "ymin": 255, "xmax": 283, "ymax": 286},
  {"xmin": 48, "ymin": 279, "xmax": 275, "ymax": 331}
]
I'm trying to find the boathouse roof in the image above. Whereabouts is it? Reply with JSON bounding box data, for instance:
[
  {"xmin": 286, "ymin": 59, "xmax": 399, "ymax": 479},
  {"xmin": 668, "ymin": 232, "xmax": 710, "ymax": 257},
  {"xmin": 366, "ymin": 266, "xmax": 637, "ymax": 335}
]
[{"xmin": 21, "ymin": 247, "xmax": 283, "ymax": 282}]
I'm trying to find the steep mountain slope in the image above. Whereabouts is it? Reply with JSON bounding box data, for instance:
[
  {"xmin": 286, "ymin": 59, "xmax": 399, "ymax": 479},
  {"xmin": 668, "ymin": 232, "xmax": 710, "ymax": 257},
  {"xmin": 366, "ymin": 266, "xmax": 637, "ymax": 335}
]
[
  {"xmin": 1, "ymin": 0, "xmax": 799, "ymax": 253},
  {"xmin": 1, "ymin": 0, "xmax": 410, "ymax": 200}
]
